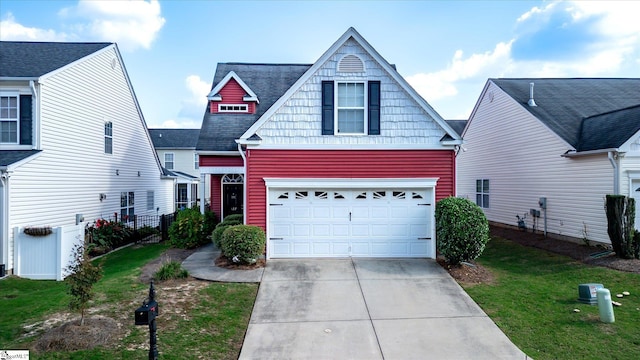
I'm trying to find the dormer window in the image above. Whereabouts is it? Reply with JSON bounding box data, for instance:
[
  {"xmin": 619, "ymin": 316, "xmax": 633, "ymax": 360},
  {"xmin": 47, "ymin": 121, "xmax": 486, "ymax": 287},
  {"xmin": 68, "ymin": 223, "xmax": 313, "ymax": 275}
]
[{"xmin": 219, "ymin": 104, "xmax": 248, "ymax": 113}]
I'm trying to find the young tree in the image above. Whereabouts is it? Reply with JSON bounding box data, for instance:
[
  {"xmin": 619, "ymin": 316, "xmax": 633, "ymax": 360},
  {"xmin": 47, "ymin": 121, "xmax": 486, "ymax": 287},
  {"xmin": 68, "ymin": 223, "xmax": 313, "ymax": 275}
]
[{"xmin": 64, "ymin": 243, "xmax": 103, "ymax": 326}]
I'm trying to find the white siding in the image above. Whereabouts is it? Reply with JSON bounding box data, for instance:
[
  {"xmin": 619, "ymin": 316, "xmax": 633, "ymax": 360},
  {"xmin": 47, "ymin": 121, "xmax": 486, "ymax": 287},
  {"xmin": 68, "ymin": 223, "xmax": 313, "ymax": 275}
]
[
  {"xmin": 5, "ymin": 47, "xmax": 173, "ymax": 270},
  {"xmin": 156, "ymin": 148, "xmax": 207, "ymax": 202},
  {"xmin": 458, "ymin": 81, "xmax": 615, "ymax": 244},
  {"xmin": 257, "ymin": 39, "xmax": 447, "ymax": 148}
]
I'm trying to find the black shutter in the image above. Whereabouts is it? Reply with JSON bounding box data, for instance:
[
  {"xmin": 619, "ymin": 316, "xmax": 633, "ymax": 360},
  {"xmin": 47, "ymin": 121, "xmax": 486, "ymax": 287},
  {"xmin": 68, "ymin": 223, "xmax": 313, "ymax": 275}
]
[
  {"xmin": 321, "ymin": 81, "xmax": 334, "ymax": 135},
  {"xmin": 368, "ymin": 81, "xmax": 380, "ymax": 135},
  {"xmin": 19, "ymin": 95, "xmax": 33, "ymax": 145}
]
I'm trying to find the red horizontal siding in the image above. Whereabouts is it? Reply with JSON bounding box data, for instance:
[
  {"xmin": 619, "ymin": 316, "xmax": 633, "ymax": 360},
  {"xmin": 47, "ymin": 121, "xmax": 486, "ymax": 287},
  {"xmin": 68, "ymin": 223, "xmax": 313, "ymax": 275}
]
[
  {"xmin": 210, "ymin": 175, "xmax": 222, "ymax": 216},
  {"xmin": 246, "ymin": 149, "xmax": 456, "ymax": 230},
  {"xmin": 200, "ymin": 156, "xmax": 243, "ymax": 167}
]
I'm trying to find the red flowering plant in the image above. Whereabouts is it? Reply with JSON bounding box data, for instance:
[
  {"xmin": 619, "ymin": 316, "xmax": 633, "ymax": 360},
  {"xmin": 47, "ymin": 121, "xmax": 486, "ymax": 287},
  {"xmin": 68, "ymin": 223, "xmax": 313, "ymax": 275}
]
[{"xmin": 86, "ymin": 218, "xmax": 131, "ymax": 255}]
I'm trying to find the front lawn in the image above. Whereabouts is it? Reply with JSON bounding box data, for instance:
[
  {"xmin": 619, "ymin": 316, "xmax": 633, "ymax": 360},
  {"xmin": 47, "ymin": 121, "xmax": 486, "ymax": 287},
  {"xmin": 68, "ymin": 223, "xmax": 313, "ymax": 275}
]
[
  {"xmin": 0, "ymin": 243, "xmax": 257, "ymax": 359},
  {"xmin": 465, "ymin": 237, "xmax": 640, "ymax": 360}
]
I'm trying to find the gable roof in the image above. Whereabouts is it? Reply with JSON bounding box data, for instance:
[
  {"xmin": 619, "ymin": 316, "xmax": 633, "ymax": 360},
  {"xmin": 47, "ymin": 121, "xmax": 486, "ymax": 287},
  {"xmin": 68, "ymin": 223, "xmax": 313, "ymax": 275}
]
[
  {"xmin": 239, "ymin": 27, "xmax": 461, "ymax": 143},
  {"xmin": 207, "ymin": 71, "xmax": 259, "ymax": 103},
  {"xmin": 0, "ymin": 41, "xmax": 112, "ymax": 78},
  {"xmin": 197, "ymin": 63, "xmax": 311, "ymax": 151},
  {"xmin": 491, "ymin": 78, "xmax": 640, "ymax": 151},
  {"xmin": 149, "ymin": 129, "xmax": 200, "ymax": 149},
  {"xmin": 445, "ymin": 120, "xmax": 467, "ymax": 137}
]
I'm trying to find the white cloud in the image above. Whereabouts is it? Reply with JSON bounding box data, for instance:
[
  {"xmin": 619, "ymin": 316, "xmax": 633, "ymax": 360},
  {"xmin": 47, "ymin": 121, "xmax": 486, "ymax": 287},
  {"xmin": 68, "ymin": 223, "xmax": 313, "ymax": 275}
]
[
  {"xmin": 406, "ymin": 41, "xmax": 513, "ymax": 102},
  {"xmin": 62, "ymin": 0, "xmax": 166, "ymax": 51},
  {"xmin": 177, "ymin": 75, "xmax": 210, "ymax": 120},
  {"xmin": 0, "ymin": 13, "xmax": 68, "ymax": 41},
  {"xmin": 151, "ymin": 119, "xmax": 201, "ymax": 129}
]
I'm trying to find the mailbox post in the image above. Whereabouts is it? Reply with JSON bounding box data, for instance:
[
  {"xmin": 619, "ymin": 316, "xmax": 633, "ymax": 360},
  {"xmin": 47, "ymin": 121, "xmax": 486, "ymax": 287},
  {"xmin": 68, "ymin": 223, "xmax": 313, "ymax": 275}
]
[{"xmin": 134, "ymin": 281, "xmax": 159, "ymax": 360}]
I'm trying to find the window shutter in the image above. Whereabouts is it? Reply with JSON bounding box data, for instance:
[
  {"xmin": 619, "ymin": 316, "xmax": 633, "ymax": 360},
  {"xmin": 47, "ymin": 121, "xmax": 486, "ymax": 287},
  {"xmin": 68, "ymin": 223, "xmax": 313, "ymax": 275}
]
[
  {"xmin": 368, "ymin": 81, "xmax": 380, "ymax": 135},
  {"xmin": 321, "ymin": 81, "xmax": 334, "ymax": 135},
  {"xmin": 19, "ymin": 95, "xmax": 33, "ymax": 145}
]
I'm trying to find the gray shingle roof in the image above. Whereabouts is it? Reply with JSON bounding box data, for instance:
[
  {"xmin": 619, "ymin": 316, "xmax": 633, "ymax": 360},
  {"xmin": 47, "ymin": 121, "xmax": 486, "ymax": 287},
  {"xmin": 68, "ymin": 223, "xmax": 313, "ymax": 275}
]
[
  {"xmin": 148, "ymin": 129, "xmax": 200, "ymax": 148},
  {"xmin": 578, "ymin": 105, "xmax": 640, "ymax": 151},
  {"xmin": 492, "ymin": 78, "xmax": 640, "ymax": 150},
  {"xmin": 0, "ymin": 41, "xmax": 112, "ymax": 78},
  {"xmin": 197, "ymin": 63, "xmax": 312, "ymax": 151},
  {"xmin": 445, "ymin": 120, "xmax": 467, "ymax": 137},
  {"xmin": 0, "ymin": 150, "xmax": 41, "ymax": 167}
]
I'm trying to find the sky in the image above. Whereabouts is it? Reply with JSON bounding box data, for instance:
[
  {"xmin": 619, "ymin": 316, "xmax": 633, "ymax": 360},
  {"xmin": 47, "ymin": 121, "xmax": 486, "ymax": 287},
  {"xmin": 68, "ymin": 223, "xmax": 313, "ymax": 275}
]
[{"xmin": 1, "ymin": 0, "xmax": 639, "ymax": 129}]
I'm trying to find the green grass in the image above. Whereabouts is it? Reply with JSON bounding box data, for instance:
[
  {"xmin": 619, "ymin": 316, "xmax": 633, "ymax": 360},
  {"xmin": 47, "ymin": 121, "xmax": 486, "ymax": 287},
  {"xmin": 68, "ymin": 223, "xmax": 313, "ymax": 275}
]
[
  {"xmin": 0, "ymin": 243, "xmax": 258, "ymax": 359},
  {"xmin": 465, "ymin": 237, "xmax": 640, "ymax": 360}
]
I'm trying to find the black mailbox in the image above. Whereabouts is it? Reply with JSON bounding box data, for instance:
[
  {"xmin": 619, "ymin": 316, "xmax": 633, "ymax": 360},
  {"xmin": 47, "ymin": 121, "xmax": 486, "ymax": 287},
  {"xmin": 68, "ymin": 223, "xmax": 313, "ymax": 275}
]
[{"xmin": 135, "ymin": 300, "xmax": 159, "ymax": 326}]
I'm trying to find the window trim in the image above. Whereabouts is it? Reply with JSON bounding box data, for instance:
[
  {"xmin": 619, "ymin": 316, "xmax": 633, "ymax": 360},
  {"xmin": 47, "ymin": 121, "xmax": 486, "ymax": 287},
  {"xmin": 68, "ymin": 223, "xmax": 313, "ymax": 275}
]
[
  {"xmin": 104, "ymin": 121, "xmax": 113, "ymax": 154},
  {"xmin": 164, "ymin": 152, "xmax": 174, "ymax": 170},
  {"xmin": 476, "ymin": 179, "xmax": 490, "ymax": 208},
  {"xmin": 120, "ymin": 191, "xmax": 135, "ymax": 222},
  {"xmin": 218, "ymin": 104, "xmax": 248, "ymax": 113},
  {"xmin": 0, "ymin": 92, "xmax": 20, "ymax": 144},
  {"xmin": 335, "ymin": 81, "xmax": 367, "ymax": 135}
]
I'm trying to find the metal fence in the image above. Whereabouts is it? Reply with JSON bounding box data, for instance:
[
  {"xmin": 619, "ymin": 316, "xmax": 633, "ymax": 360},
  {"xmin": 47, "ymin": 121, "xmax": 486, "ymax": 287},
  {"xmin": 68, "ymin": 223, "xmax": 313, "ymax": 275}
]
[{"xmin": 85, "ymin": 213, "xmax": 177, "ymax": 250}]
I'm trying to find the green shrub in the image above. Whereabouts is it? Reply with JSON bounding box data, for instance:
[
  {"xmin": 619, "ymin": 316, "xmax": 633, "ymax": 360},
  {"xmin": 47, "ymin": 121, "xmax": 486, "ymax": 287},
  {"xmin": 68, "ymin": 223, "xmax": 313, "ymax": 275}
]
[
  {"xmin": 223, "ymin": 214, "xmax": 244, "ymax": 223},
  {"xmin": 212, "ymin": 220, "xmax": 242, "ymax": 248},
  {"xmin": 168, "ymin": 207, "xmax": 205, "ymax": 249},
  {"xmin": 220, "ymin": 225, "xmax": 265, "ymax": 265},
  {"xmin": 435, "ymin": 196, "xmax": 490, "ymax": 265},
  {"xmin": 201, "ymin": 209, "xmax": 219, "ymax": 242},
  {"xmin": 86, "ymin": 219, "xmax": 131, "ymax": 254},
  {"xmin": 155, "ymin": 261, "xmax": 189, "ymax": 281}
]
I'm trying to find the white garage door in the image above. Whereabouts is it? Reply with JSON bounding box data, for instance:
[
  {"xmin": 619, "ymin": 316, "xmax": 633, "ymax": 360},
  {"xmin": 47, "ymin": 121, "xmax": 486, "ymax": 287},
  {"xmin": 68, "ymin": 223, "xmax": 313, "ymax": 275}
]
[{"xmin": 268, "ymin": 188, "xmax": 434, "ymax": 258}]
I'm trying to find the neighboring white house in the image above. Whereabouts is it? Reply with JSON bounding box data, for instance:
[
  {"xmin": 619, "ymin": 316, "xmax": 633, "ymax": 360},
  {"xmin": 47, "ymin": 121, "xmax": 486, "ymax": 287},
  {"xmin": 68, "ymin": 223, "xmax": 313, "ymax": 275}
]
[
  {"xmin": 458, "ymin": 78, "xmax": 640, "ymax": 245},
  {"xmin": 0, "ymin": 41, "xmax": 175, "ymax": 275},
  {"xmin": 149, "ymin": 128, "xmax": 208, "ymax": 210}
]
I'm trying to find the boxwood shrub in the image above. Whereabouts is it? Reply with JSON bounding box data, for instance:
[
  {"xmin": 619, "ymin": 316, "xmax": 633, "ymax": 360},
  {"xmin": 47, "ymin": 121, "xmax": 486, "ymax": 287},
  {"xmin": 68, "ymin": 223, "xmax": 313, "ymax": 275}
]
[
  {"xmin": 220, "ymin": 225, "xmax": 265, "ymax": 265},
  {"xmin": 435, "ymin": 196, "xmax": 489, "ymax": 265},
  {"xmin": 211, "ymin": 214, "xmax": 243, "ymax": 249}
]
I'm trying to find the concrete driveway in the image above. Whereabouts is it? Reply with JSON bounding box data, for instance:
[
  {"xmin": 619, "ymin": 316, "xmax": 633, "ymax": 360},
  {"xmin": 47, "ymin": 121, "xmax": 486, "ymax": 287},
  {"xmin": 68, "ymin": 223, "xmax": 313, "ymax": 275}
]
[{"xmin": 239, "ymin": 259, "xmax": 530, "ymax": 360}]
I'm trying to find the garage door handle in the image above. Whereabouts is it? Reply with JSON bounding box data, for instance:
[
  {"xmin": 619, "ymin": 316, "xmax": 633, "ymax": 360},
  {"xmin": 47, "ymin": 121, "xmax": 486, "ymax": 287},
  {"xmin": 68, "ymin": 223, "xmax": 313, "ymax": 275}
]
[
  {"xmin": 270, "ymin": 237, "xmax": 284, "ymax": 241},
  {"xmin": 418, "ymin": 203, "xmax": 431, "ymax": 206},
  {"xmin": 418, "ymin": 237, "xmax": 431, "ymax": 240}
]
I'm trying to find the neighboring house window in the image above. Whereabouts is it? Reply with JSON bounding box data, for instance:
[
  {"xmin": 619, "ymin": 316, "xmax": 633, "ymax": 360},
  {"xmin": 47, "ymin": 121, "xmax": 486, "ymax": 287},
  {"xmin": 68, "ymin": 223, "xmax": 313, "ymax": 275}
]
[
  {"xmin": 176, "ymin": 184, "xmax": 188, "ymax": 209},
  {"xmin": 219, "ymin": 104, "xmax": 248, "ymax": 112},
  {"xmin": 147, "ymin": 190, "xmax": 154, "ymax": 211},
  {"xmin": 121, "ymin": 191, "xmax": 135, "ymax": 221},
  {"xmin": 104, "ymin": 122, "xmax": 113, "ymax": 154},
  {"xmin": 476, "ymin": 179, "xmax": 489, "ymax": 208},
  {"xmin": 194, "ymin": 153, "xmax": 199, "ymax": 169},
  {"xmin": 164, "ymin": 153, "xmax": 174, "ymax": 170},
  {"xmin": 321, "ymin": 81, "xmax": 380, "ymax": 135},
  {"xmin": 0, "ymin": 94, "xmax": 18, "ymax": 143}
]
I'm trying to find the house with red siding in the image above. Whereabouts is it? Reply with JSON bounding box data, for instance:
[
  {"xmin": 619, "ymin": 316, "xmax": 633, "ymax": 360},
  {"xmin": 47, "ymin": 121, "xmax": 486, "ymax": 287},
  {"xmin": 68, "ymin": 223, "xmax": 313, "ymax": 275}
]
[{"xmin": 196, "ymin": 28, "xmax": 462, "ymax": 259}]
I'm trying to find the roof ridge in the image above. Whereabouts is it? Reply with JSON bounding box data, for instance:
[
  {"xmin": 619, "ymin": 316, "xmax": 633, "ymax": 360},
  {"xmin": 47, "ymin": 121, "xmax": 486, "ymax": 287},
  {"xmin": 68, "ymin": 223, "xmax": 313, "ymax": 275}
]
[
  {"xmin": 582, "ymin": 103, "xmax": 640, "ymax": 120},
  {"xmin": 219, "ymin": 62, "xmax": 314, "ymax": 66}
]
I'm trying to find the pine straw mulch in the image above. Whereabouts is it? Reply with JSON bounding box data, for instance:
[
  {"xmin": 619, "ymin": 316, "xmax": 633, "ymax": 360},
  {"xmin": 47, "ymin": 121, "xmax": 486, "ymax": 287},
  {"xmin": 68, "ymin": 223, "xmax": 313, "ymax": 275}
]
[{"xmin": 33, "ymin": 316, "xmax": 120, "ymax": 353}]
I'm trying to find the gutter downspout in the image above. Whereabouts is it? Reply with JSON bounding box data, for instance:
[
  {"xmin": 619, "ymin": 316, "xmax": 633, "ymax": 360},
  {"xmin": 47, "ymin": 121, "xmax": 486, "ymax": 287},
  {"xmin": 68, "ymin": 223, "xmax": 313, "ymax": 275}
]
[
  {"xmin": 608, "ymin": 151, "xmax": 620, "ymax": 195},
  {"xmin": 29, "ymin": 80, "xmax": 39, "ymax": 149},
  {"xmin": 1, "ymin": 170, "xmax": 10, "ymax": 273},
  {"xmin": 237, "ymin": 143, "xmax": 247, "ymax": 224}
]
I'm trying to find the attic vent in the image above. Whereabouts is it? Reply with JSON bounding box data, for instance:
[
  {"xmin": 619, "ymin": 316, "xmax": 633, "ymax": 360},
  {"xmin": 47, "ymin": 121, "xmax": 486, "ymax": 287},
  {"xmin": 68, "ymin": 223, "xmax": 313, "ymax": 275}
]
[{"xmin": 338, "ymin": 55, "xmax": 364, "ymax": 73}]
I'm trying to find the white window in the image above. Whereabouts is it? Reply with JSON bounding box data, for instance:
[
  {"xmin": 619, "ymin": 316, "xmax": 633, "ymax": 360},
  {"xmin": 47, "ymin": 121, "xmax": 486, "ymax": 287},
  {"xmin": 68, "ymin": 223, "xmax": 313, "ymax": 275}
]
[
  {"xmin": 147, "ymin": 190, "xmax": 154, "ymax": 211},
  {"xmin": 194, "ymin": 153, "xmax": 199, "ymax": 169},
  {"xmin": 121, "ymin": 191, "xmax": 134, "ymax": 221},
  {"xmin": 0, "ymin": 94, "xmax": 19, "ymax": 143},
  {"xmin": 336, "ymin": 82, "xmax": 366, "ymax": 134},
  {"xmin": 218, "ymin": 104, "xmax": 248, "ymax": 112},
  {"xmin": 104, "ymin": 122, "xmax": 113, "ymax": 154},
  {"xmin": 476, "ymin": 179, "xmax": 489, "ymax": 208},
  {"xmin": 164, "ymin": 153, "xmax": 174, "ymax": 170}
]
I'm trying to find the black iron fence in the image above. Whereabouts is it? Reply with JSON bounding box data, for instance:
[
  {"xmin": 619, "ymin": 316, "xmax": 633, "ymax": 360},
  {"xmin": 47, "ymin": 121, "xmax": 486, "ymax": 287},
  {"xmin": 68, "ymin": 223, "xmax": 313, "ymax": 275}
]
[{"xmin": 86, "ymin": 213, "xmax": 177, "ymax": 254}]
